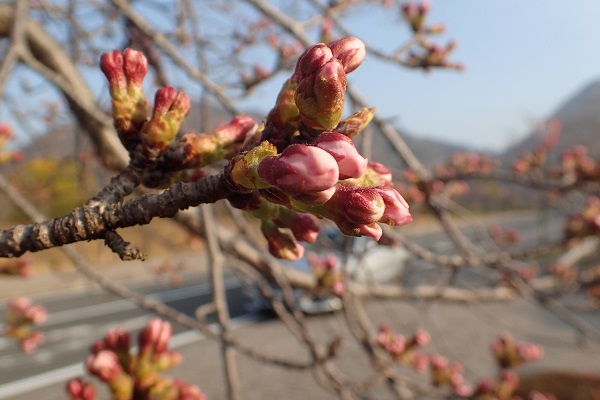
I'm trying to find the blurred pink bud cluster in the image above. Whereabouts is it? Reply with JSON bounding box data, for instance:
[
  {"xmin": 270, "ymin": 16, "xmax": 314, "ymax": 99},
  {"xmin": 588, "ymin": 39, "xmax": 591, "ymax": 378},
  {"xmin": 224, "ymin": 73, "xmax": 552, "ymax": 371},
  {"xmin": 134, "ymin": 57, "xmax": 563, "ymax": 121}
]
[
  {"xmin": 376, "ymin": 325, "xmax": 430, "ymax": 372},
  {"xmin": 429, "ymin": 354, "xmax": 472, "ymax": 397},
  {"xmin": 308, "ymin": 253, "xmax": 344, "ymax": 297},
  {"xmin": 404, "ymin": 40, "xmax": 463, "ymax": 71},
  {"xmin": 551, "ymin": 145, "xmax": 599, "ymax": 183},
  {"xmin": 100, "ymin": 49, "xmax": 149, "ymax": 135},
  {"xmin": 491, "ymin": 332, "xmax": 544, "ymax": 369},
  {"xmin": 0, "ymin": 256, "xmax": 31, "ymax": 277},
  {"xmin": 472, "ymin": 369, "xmax": 522, "ymax": 400},
  {"xmin": 3, "ymin": 297, "xmax": 48, "ymax": 353},
  {"xmin": 436, "ymin": 152, "xmax": 499, "ymax": 178},
  {"xmin": 67, "ymin": 318, "xmax": 205, "ymax": 400},
  {"xmin": 0, "ymin": 123, "xmax": 24, "ymax": 165},
  {"xmin": 488, "ymin": 225, "xmax": 522, "ymax": 248},
  {"xmin": 565, "ymin": 196, "xmax": 600, "ymax": 240},
  {"xmin": 400, "ymin": 2, "xmax": 462, "ymax": 71},
  {"xmin": 100, "ymin": 48, "xmax": 194, "ymax": 161}
]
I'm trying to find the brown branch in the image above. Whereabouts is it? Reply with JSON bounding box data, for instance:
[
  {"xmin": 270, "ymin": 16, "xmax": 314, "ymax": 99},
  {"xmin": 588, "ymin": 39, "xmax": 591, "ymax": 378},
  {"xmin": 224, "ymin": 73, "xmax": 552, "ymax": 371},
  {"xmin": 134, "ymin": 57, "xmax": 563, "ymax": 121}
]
[
  {"xmin": 0, "ymin": 170, "xmax": 242, "ymax": 258},
  {"xmin": 201, "ymin": 204, "xmax": 242, "ymax": 400}
]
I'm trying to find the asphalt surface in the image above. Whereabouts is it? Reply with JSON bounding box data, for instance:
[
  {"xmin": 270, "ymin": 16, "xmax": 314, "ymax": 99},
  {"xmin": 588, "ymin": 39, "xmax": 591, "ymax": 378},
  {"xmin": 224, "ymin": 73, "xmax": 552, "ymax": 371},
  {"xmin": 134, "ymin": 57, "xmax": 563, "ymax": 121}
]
[{"xmin": 1, "ymin": 211, "xmax": 597, "ymax": 399}]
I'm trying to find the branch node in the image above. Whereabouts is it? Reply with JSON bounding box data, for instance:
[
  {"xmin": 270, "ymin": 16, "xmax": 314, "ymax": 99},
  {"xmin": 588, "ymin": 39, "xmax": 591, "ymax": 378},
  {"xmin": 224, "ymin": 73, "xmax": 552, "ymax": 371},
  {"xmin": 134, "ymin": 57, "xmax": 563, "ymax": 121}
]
[{"xmin": 104, "ymin": 230, "xmax": 146, "ymax": 261}]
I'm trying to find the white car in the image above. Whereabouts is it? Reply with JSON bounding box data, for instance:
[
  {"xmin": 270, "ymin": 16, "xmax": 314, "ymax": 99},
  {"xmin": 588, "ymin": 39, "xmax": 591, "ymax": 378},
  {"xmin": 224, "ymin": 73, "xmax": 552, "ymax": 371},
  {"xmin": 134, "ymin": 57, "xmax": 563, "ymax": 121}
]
[{"xmin": 244, "ymin": 228, "xmax": 410, "ymax": 314}]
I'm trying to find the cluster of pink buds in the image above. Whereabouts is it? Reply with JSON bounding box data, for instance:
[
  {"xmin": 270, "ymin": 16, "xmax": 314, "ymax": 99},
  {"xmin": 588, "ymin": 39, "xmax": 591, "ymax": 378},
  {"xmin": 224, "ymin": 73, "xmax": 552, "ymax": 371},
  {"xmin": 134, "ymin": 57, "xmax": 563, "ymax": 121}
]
[
  {"xmin": 100, "ymin": 49, "xmax": 149, "ymax": 137},
  {"xmin": 68, "ymin": 318, "xmax": 205, "ymax": 400},
  {"xmin": 401, "ymin": 1, "xmax": 445, "ymax": 34},
  {"xmin": 551, "ymin": 145, "xmax": 599, "ymax": 183},
  {"xmin": 0, "ymin": 123, "xmax": 23, "ymax": 165},
  {"xmin": 376, "ymin": 325, "xmax": 430, "ymax": 372},
  {"xmin": 488, "ymin": 225, "xmax": 522, "ymax": 248},
  {"xmin": 491, "ymin": 332, "xmax": 544, "ymax": 369},
  {"xmin": 308, "ymin": 253, "xmax": 344, "ymax": 297},
  {"xmin": 0, "ymin": 256, "xmax": 31, "ymax": 277},
  {"xmin": 471, "ymin": 370, "xmax": 521, "ymax": 400},
  {"xmin": 400, "ymin": 2, "xmax": 462, "ymax": 71},
  {"xmin": 100, "ymin": 49, "xmax": 191, "ymax": 160},
  {"xmin": 230, "ymin": 37, "xmax": 412, "ymax": 257},
  {"xmin": 429, "ymin": 354, "xmax": 472, "ymax": 397},
  {"xmin": 3, "ymin": 297, "xmax": 47, "ymax": 353},
  {"xmin": 435, "ymin": 152, "xmax": 499, "ymax": 178},
  {"xmin": 404, "ymin": 40, "xmax": 464, "ymax": 71},
  {"xmin": 565, "ymin": 196, "xmax": 600, "ymax": 239}
]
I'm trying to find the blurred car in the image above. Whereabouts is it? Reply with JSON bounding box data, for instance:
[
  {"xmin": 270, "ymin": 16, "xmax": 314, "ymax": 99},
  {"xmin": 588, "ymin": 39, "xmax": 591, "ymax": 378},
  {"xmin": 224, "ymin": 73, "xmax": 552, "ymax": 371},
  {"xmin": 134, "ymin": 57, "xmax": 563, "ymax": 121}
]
[{"xmin": 244, "ymin": 227, "xmax": 410, "ymax": 314}]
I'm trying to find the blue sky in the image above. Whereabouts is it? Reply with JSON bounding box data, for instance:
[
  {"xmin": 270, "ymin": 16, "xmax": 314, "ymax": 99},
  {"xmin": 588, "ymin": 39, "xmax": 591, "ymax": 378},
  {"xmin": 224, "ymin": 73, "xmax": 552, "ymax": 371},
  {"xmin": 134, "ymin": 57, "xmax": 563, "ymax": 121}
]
[
  {"xmin": 3, "ymin": 1, "xmax": 599, "ymax": 153},
  {"xmin": 239, "ymin": 1, "xmax": 600, "ymax": 151},
  {"xmin": 353, "ymin": 1, "xmax": 600, "ymax": 150}
]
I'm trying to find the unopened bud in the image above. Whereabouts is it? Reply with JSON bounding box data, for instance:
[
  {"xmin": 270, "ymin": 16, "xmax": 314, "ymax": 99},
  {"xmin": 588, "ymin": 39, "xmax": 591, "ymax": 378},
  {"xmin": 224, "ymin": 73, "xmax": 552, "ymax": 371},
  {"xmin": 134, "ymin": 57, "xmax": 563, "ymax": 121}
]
[{"xmin": 328, "ymin": 37, "xmax": 366, "ymax": 74}]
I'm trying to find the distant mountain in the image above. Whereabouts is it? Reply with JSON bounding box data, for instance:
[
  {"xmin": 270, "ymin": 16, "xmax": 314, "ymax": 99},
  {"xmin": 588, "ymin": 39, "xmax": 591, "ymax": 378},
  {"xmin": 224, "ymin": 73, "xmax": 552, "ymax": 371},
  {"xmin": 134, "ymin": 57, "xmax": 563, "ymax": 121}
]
[{"xmin": 502, "ymin": 79, "xmax": 600, "ymax": 161}]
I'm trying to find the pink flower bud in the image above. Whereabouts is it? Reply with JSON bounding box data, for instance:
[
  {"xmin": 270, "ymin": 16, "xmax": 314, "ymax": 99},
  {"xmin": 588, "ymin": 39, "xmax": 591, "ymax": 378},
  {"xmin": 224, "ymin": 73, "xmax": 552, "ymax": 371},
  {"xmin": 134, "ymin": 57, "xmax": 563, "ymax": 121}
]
[
  {"xmin": 261, "ymin": 221, "xmax": 304, "ymax": 260},
  {"xmin": 214, "ymin": 115, "xmax": 258, "ymax": 148},
  {"xmin": 374, "ymin": 186, "xmax": 412, "ymax": 226},
  {"xmin": 25, "ymin": 304, "xmax": 48, "ymax": 325},
  {"xmin": 122, "ymin": 48, "xmax": 148, "ymax": 93},
  {"xmin": 294, "ymin": 43, "xmax": 334, "ymax": 80},
  {"xmin": 141, "ymin": 86, "xmax": 190, "ymax": 157},
  {"xmin": 295, "ymin": 59, "xmax": 346, "ymax": 130},
  {"xmin": 258, "ymin": 144, "xmax": 339, "ymax": 198},
  {"xmin": 412, "ymin": 352, "xmax": 429, "ymax": 373},
  {"xmin": 314, "ymin": 132, "xmax": 367, "ymax": 179},
  {"xmin": 86, "ymin": 350, "xmax": 122, "ymax": 382},
  {"xmin": 139, "ymin": 318, "xmax": 172, "ymax": 356},
  {"xmin": 100, "ymin": 50, "xmax": 127, "ymax": 98},
  {"xmin": 66, "ymin": 378, "xmax": 97, "ymax": 400},
  {"xmin": 274, "ymin": 211, "xmax": 321, "ymax": 243},
  {"xmin": 410, "ymin": 329, "xmax": 430, "ymax": 347},
  {"xmin": 103, "ymin": 328, "xmax": 130, "ymax": 354},
  {"xmin": 328, "ymin": 37, "xmax": 366, "ymax": 74},
  {"xmin": 0, "ymin": 123, "xmax": 13, "ymax": 139},
  {"xmin": 21, "ymin": 331, "xmax": 44, "ymax": 353},
  {"xmin": 320, "ymin": 184, "xmax": 385, "ymax": 240}
]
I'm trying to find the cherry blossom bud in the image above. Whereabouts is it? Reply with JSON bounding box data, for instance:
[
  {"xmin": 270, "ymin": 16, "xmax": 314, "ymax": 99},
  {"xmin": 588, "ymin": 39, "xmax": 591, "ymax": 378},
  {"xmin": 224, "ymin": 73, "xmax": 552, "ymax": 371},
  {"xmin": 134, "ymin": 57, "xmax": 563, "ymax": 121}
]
[
  {"xmin": 172, "ymin": 379, "xmax": 207, "ymax": 400},
  {"xmin": 334, "ymin": 107, "xmax": 376, "ymax": 138},
  {"xmin": 409, "ymin": 329, "xmax": 430, "ymax": 347},
  {"xmin": 214, "ymin": 115, "xmax": 258, "ymax": 149},
  {"xmin": 412, "ymin": 352, "xmax": 429, "ymax": 373},
  {"xmin": 139, "ymin": 318, "xmax": 172, "ymax": 356},
  {"xmin": 86, "ymin": 350, "xmax": 123, "ymax": 382},
  {"xmin": 314, "ymin": 132, "xmax": 367, "ymax": 179},
  {"xmin": 313, "ymin": 185, "xmax": 385, "ymax": 240},
  {"xmin": 141, "ymin": 86, "xmax": 190, "ymax": 158},
  {"xmin": 66, "ymin": 378, "xmax": 97, "ymax": 400},
  {"xmin": 21, "ymin": 331, "xmax": 44, "ymax": 354},
  {"xmin": 24, "ymin": 304, "xmax": 48, "ymax": 325},
  {"xmin": 100, "ymin": 50, "xmax": 127, "ymax": 98},
  {"xmin": 100, "ymin": 49, "xmax": 149, "ymax": 134},
  {"xmin": 122, "ymin": 49, "xmax": 148, "ymax": 92},
  {"xmin": 261, "ymin": 221, "xmax": 304, "ymax": 260},
  {"xmin": 295, "ymin": 58, "xmax": 346, "ymax": 130},
  {"xmin": 103, "ymin": 328, "xmax": 131, "ymax": 355},
  {"xmin": 294, "ymin": 44, "xmax": 334, "ymax": 80},
  {"xmin": 258, "ymin": 144, "xmax": 339, "ymax": 199},
  {"xmin": 274, "ymin": 210, "xmax": 321, "ymax": 243},
  {"xmin": 374, "ymin": 186, "xmax": 412, "ymax": 226},
  {"xmin": 328, "ymin": 37, "xmax": 366, "ymax": 74}
]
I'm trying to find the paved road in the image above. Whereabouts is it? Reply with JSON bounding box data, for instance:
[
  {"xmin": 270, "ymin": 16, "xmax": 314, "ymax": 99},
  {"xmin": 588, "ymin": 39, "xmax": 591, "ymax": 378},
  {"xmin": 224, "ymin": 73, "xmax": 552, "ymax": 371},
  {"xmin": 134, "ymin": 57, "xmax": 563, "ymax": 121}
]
[
  {"xmin": 0, "ymin": 211, "xmax": 575, "ymax": 398},
  {"xmin": 0, "ymin": 276, "xmax": 254, "ymax": 398}
]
